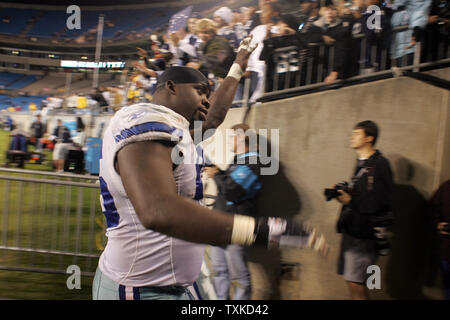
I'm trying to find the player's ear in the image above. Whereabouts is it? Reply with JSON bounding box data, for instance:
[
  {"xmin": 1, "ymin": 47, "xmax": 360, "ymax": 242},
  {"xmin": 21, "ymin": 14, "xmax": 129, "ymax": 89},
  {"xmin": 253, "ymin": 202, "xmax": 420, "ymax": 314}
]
[{"xmin": 165, "ymin": 80, "xmax": 176, "ymax": 95}]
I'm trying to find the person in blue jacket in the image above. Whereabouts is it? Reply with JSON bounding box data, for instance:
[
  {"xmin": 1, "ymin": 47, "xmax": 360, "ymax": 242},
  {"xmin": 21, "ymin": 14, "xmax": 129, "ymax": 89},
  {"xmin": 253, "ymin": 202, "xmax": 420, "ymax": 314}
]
[
  {"xmin": 390, "ymin": 0, "xmax": 432, "ymax": 65},
  {"xmin": 204, "ymin": 123, "xmax": 262, "ymax": 300}
]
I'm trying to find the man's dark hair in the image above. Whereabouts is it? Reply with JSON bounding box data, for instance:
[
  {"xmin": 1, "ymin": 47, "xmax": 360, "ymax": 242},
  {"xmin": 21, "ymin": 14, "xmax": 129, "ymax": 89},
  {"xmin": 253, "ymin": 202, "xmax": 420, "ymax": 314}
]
[
  {"xmin": 354, "ymin": 120, "xmax": 379, "ymax": 146},
  {"xmin": 155, "ymin": 66, "xmax": 209, "ymax": 90}
]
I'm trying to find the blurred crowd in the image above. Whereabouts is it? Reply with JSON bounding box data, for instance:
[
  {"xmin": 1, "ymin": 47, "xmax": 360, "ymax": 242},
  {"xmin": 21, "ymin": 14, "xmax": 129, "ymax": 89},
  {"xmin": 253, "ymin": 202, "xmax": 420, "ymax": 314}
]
[
  {"xmin": 15, "ymin": 0, "xmax": 448, "ymax": 115},
  {"xmin": 121, "ymin": 0, "xmax": 449, "ymax": 104}
]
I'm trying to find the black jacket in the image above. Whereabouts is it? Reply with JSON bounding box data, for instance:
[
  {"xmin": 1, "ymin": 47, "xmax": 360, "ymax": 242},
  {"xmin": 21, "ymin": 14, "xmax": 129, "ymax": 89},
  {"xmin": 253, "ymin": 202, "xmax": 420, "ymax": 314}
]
[
  {"xmin": 304, "ymin": 16, "xmax": 352, "ymax": 78},
  {"xmin": 338, "ymin": 150, "xmax": 393, "ymax": 239},
  {"xmin": 213, "ymin": 152, "xmax": 262, "ymax": 217}
]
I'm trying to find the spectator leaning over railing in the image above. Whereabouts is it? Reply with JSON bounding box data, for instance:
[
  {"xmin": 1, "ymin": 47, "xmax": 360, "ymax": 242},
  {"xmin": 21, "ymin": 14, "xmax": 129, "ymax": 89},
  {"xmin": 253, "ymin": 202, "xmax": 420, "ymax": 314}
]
[
  {"xmin": 137, "ymin": 40, "xmax": 173, "ymax": 75},
  {"xmin": 259, "ymin": 13, "xmax": 302, "ymax": 91},
  {"xmin": 340, "ymin": 0, "xmax": 366, "ymax": 78},
  {"xmin": 187, "ymin": 13, "xmax": 201, "ymax": 45},
  {"xmin": 167, "ymin": 28, "xmax": 198, "ymax": 66},
  {"xmin": 298, "ymin": 0, "xmax": 321, "ymax": 28},
  {"xmin": 423, "ymin": 0, "xmax": 449, "ymax": 61},
  {"xmin": 214, "ymin": 6, "xmax": 240, "ymax": 49},
  {"xmin": 246, "ymin": 2, "xmax": 290, "ymax": 103},
  {"xmin": 349, "ymin": 0, "xmax": 393, "ymax": 74},
  {"xmin": 188, "ymin": 18, "xmax": 236, "ymax": 80},
  {"xmin": 390, "ymin": 0, "xmax": 432, "ymax": 66},
  {"xmin": 304, "ymin": 0, "xmax": 352, "ymax": 84},
  {"xmin": 283, "ymin": 0, "xmax": 322, "ymax": 88},
  {"xmin": 247, "ymin": 0, "xmax": 278, "ymax": 31},
  {"xmin": 231, "ymin": 7, "xmax": 251, "ymax": 44}
]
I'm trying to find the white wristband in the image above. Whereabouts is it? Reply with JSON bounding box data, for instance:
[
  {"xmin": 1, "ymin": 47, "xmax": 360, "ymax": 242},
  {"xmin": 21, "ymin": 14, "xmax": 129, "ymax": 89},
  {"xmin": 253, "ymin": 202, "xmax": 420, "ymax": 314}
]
[
  {"xmin": 231, "ymin": 214, "xmax": 256, "ymax": 246},
  {"xmin": 227, "ymin": 63, "xmax": 244, "ymax": 81}
]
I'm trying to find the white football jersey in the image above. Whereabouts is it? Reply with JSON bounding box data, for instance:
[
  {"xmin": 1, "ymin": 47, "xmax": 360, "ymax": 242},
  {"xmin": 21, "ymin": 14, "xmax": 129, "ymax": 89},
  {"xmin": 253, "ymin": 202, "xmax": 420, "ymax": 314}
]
[{"xmin": 98, "ymin": 102, "xmax": 205, "ymax": 288}]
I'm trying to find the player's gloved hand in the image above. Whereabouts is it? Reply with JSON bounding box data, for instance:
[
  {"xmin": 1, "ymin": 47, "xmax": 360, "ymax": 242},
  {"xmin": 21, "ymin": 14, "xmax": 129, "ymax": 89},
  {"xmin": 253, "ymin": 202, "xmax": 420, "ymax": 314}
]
[
  {"xmin": 254, "ymin": 217, "xmax": 329, "ymax": 257},
  {"xmin": 228, "ymin": 34, "xmax": 258, "ymax": 80}
]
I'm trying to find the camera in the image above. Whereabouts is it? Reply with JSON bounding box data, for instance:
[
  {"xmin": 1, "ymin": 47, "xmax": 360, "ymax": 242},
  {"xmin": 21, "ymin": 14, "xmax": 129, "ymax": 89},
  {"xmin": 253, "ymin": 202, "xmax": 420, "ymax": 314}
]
[{"xmin": 324, "ymin": 181, "xmax": 349, "ymax": 201}]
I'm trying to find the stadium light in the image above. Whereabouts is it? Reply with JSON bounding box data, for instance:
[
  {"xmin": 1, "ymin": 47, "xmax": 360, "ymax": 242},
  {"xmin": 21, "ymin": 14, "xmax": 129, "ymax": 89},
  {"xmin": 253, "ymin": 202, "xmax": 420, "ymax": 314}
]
[{"xmin": 60, "ymin": 60, "xmax": 125, "ymax": 69}]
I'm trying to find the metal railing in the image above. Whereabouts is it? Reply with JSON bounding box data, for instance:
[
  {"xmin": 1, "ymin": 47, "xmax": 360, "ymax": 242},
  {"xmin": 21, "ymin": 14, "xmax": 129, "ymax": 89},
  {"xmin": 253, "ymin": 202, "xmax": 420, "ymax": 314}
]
[
  {"xmin": 0, "ymin": 170, "xmax": 104, "ymax": 277},
  {"xmin": 0, "ymin": 167, "xmax": 99, "ymax": 181},
  {"xmin": 0, "ymin": 167, "xmax": 217, "ymax": 279},
  {"xmin": 261, "ymin": 25, "xmax": 450, "ymax": 100}
]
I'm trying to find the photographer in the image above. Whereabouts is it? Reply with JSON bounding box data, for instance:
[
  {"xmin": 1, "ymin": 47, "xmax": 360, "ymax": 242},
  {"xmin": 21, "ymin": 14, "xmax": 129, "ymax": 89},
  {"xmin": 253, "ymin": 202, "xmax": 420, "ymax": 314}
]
[{"xmin": 330, "ymin": 120, "xmax": 393, "ymax": 299}]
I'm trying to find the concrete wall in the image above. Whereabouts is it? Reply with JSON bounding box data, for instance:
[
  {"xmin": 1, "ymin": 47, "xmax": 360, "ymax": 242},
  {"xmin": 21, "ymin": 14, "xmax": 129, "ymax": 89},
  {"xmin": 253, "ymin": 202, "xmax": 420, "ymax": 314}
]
[
  {"xmin": 425, "ymin": 67, "xmax": 450, "ymax": 82},
  {"xmin": 210, "ymin": 76, "xmax": 449, "ymax": 299}
]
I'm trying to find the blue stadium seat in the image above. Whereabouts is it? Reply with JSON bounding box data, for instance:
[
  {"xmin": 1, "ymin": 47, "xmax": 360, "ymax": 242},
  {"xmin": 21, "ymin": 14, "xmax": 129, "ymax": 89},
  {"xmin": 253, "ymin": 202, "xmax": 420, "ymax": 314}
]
[
  {"xmin": 28, "ymin": 10, "xmax": 67, "ymax": 37},
  {"xmin": 0, "ymin": 72, "xmax": 23, "ymax": 88},
  {"xmin": 0, "ymin": 94, "xmax": 46, "ymax": 111},
  {"xmin": 0, "ymin": 8, "xmax": 37, "ymax": 35},
  {"xmin": 0, "ymin": 5, "xmax": 214, "ymax": 39},
  {"xmin": 0, "ymin": 73, "xmax": 37, "ymax": 90},
  {"xmin": 8, "ymin": 75, "xmax": 36, "ymax": 89}
]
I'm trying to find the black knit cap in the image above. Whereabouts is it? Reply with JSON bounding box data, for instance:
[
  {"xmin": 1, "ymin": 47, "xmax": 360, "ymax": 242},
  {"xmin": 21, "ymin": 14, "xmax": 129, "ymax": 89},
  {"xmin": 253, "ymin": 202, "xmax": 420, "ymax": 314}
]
[{"xmin": 156, "ymin": 66, "xmax": 209, "ymax": 90}]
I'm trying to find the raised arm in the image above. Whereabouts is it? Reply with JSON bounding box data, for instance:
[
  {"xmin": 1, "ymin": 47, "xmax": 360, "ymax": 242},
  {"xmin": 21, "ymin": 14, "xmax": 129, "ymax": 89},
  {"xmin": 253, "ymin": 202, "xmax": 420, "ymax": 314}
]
[
  {"xmin": 190, "ymin": 35, "xmax": 257, "ymax": 139},
  {"xmin": 117, "ymin": 129, "xmax": 328, "ymax": 254}
]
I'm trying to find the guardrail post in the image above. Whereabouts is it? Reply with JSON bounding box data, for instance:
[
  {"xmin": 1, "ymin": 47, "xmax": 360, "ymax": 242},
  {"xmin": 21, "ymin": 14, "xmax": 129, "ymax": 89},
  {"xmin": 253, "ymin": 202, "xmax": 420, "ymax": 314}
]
[
  {"xmin": 413, "ymin": 41, "xmax": 421, "ymax": 72},
  {"xmin": 2, "ymin": 180, "xmax": 10, "ymax": 246}
]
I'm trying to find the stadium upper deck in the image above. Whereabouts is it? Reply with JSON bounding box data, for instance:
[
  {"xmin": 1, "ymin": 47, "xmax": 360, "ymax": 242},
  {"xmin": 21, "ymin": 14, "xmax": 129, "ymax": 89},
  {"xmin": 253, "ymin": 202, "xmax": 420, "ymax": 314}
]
[{"xmin": 0, "ymin": 0, "xmax": 221, "ymax": 46}]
